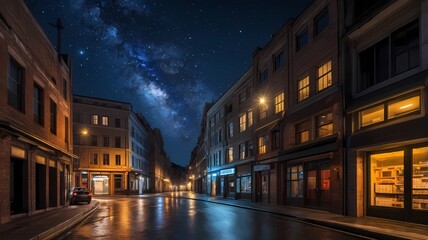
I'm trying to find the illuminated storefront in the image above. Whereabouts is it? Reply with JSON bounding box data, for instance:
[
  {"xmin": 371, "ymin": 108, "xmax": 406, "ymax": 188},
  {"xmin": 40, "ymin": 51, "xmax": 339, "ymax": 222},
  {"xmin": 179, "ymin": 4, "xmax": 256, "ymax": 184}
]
[{"xmin": 92, "ymin": 175, "xmax": 109, "ymax": 195}]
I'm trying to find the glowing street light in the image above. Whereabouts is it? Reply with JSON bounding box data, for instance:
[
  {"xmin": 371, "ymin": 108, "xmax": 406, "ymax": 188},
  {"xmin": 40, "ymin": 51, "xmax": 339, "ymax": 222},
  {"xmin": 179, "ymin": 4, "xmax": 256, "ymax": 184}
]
[{"xmin": 259, "ymin": 97, "xmax": 266, "ymax": 104}]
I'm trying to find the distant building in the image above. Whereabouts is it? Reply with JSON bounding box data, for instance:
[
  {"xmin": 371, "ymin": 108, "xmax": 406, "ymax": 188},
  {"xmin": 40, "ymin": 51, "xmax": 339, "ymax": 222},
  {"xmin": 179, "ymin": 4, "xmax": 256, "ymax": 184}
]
[
  {"xmin": 149, "ymin": 128, "xmax": 172, "ymax": 192},
  {"xmin": 73, "ymin": 95, "xmax": 150, "ymax": 195},
  {"xmin": 0, "ymin": 0, "xmax": 74, "ymax": 223},
  {"xmin": 170, "ymin": 162, "xmax": 188, "ymax": 191}
]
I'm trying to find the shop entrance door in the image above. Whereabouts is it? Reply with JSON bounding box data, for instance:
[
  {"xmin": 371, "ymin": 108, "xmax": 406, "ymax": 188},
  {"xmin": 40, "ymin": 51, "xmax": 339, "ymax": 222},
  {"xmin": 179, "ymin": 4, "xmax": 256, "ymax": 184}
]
[
  {"xmin": 261, "ymin": 171, "xmax": 269, "ymax": 203},
  {"xmin": 305, "ymin": 160, "xmax": 330, "ymax": 209}
]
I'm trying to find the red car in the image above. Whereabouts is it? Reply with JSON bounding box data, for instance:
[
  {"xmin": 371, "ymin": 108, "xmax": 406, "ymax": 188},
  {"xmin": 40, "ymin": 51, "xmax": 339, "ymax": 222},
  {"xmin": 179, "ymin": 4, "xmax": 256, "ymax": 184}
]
[{"xmin": 70, "ymin": 187, "xmax": 92, "ymax": 205}]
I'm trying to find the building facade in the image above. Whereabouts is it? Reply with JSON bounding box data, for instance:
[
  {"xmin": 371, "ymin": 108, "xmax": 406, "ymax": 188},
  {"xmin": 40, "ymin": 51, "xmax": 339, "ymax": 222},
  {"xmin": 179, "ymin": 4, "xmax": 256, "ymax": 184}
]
[
  {"xmin": 0, "ymin": 0, "xmax": 74, "ymax": 223},
  {"xmin": 149, "ymin": 128, "xmax": 172, "ymax": 192},
  {"xmin": 73, "ymin": 95, "xmax": 150, "ymax": 195},
  {"xmin": 341, "ymin": 0, "xmax": 428, "ymax": 224}
]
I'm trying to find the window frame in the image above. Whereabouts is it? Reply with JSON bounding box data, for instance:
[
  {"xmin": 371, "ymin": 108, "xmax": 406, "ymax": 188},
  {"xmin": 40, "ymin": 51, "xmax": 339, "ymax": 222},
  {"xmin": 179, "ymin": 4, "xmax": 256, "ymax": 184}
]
[
  {"xmin": 296, "ymin": 28, "xmax": 308, "ymax": 51},
  {"xmin": 8, "ymin": 56, "xmax": 25, "ymax": 112},
  {"xmin": 274, "ymin": 92, "xmax": 285, "ymax": 113},
  {"xmin": 298, "ymin": 76, "xmax": 310, "ymax": 102},
  {"xmin": 317, "ymin": 60, "xmax": 332, "ymax": 92},
  {"xmin": 314, "ymin": 7, "xmax": 329, "ymax": 36}
]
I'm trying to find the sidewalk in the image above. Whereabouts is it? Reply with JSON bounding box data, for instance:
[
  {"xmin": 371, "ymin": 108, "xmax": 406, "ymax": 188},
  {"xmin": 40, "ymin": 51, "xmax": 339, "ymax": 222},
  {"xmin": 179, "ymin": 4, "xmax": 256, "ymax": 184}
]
[
  {"xmin": 0, "ymin": 201, "xmax": 99, "ymax": 240},
  {"xmin": 182, "ymin": 192, "xmax": 428, "ymax": 240}
]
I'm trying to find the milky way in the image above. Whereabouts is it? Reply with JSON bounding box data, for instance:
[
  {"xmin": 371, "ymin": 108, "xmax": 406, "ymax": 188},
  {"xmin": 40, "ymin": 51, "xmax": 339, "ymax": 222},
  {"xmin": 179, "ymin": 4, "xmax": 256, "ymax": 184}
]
[{"xmin": 25, "ymin": 0, "xmax": 310, "ymax": 166}]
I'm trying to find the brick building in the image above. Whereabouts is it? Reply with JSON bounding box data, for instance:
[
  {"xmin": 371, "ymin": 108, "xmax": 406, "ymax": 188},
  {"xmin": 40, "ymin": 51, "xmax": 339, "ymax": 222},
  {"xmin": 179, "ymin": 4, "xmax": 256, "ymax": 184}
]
[{"xmin": 0, "ymin": 0, "xmax": 74, "ymax": 223}]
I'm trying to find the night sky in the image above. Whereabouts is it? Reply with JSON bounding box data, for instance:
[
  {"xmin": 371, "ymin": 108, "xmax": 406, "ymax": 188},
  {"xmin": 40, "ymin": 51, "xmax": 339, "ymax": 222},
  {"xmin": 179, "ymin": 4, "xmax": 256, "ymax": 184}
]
[{"xmin": 24, "ymin": 0, "xmax": 310, "ymax": 167}]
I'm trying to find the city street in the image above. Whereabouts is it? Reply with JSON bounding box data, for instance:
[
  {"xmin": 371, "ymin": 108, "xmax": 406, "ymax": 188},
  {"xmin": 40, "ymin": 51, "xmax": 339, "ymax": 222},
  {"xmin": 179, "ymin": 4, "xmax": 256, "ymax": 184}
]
[{"xmin": 60, "ymin": 193, "xmax": 368, "ymax": 240}]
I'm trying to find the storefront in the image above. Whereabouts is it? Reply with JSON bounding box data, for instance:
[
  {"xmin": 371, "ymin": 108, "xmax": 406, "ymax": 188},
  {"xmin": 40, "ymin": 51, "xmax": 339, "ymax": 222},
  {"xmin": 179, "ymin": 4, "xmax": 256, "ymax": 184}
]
[
  {"xmin": 254, "ymin": 164, "xmax": 271, "ymax": 203},
  {"xmin": 365, "ymin": 144, "xmax": 428, "ymax": 224},
  {"xmin": 236, "ymin": 164, "xmax": 252, "ymax": 200},
  {"xmin": 92, "ymin": 175, "xmax": 110, "ymax": 195},
  {"xmin": 220, "ymin": 168, "xmax": 236, "ymax": 199}
]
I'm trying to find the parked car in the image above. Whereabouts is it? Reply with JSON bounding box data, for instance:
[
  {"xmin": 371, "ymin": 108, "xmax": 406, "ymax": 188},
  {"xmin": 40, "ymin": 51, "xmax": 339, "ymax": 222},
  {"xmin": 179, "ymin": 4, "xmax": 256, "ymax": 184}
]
[{"xmin": 70, "ymin": 187, "xmax": 92, "ymax": 205}]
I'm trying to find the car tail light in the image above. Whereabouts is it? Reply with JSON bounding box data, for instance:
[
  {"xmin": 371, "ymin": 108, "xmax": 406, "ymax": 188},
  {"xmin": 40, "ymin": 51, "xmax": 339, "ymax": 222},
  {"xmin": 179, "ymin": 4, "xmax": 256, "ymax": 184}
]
[{"xmin": 72, "ymin": 192, "xmax": 77, "ymax": 196}]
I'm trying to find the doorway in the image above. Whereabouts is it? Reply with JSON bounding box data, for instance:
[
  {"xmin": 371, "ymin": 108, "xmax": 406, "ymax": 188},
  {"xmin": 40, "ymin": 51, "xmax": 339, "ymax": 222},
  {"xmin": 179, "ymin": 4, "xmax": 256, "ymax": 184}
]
[{"xmin": 305, "ymin": 160, "xmax": 330, "ymax": 209}]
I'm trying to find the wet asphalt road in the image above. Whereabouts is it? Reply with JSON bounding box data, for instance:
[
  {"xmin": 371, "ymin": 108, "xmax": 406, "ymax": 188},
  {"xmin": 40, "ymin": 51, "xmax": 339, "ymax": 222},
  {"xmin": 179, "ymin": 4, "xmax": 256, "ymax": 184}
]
[{"xmin": 61, "ymin": 193, "xmax": 368, "ymax": 240}]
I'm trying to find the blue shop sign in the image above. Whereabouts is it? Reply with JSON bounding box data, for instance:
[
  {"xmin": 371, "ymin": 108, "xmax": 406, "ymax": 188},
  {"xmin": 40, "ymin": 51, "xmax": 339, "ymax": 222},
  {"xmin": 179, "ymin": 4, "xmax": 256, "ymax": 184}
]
[{"xmin": 220, "ymin": 168, "xmax": 235, "ymax": 176}]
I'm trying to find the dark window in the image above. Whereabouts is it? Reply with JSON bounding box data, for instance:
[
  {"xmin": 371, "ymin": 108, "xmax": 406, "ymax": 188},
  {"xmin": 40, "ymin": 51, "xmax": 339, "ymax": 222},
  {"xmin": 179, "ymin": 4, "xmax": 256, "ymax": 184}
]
[
  {"xmin": 91, "ymin": 135, "xmax": 97, "ymax": 146},
  {"xmin": 34, "ymin": 84, "xmax": 43, "ymax": 125},
  {"xmin": 354, "ymin": 0, "xmax": 388, "ymax": 20},
  {"xmin": 272, "ymin": 131, "xmax": 280, "ymax": 150},
  {"xmin": 103, "ymin": 136, "xmax": 109, "ymax": 147},
  {"xmin": 315, "ymin": 7, "xmax": 329, "ymax": 35},
  {"xmin": 227, "ymin": 103, "xmax": 233, "ymax": 113},
  {"xmin": 358, "ymin": 19, "xmax": 419, "ymax": 92},
  {"xmin": 103, "ymin": 154, "xmax": 109, "ymax": 165},
  {"xmin": 296, "ymin": 29, "xmax": 308, "ymax": 51},
  {"xmin": 50, "ymin": 99, "xmax": 57, "ymax": 135},
  {"xmin": 274, "ymin": 51, "xmax": 285, "ymax": 71},
  {"xmin": 91, "ymin": 153, "xmax": 98, "ymax": 165},
  {"xmin": 260, "ymin": 69, "xmax": 268, "ymax": 83},
  {"xmin": 115, "ymin": 155, "xmax": 121, "ymax": 165},
  {"xmin": 114, "ymin": 174, "xmax": 122, "ymax": 189},
  {"xmin": 392, "ymin": 19, "xmax": 419, "ymax": 75},
  {"xmin": 63, "ymin": 79, "xmax": 67, "ymax": 100},
  {"xmin": 115, "ymin": 136, "xmax": 121, "ymax": 148},
  {"xmin": 115, "ymin": 118, "xmax": 121, "ymax": 128},
  {"xmin": 8, "ymin": 56, "xmax": 25, "ymax": 112}
]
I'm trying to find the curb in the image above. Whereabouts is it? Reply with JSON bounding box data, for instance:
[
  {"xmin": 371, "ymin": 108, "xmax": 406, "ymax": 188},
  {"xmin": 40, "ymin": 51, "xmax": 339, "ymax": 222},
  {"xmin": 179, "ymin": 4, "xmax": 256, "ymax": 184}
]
[{"xmin": 30, "ymin": 202, "xmax": 100, "ymax": 240}]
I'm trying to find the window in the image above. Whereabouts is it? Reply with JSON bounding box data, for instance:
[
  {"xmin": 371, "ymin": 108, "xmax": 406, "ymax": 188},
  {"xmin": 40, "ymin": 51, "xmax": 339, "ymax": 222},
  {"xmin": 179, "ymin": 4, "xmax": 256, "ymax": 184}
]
[
  {"xmin": 227, "ymin": 147, "xmax": 233, "ymax": 163},
  {"xmin": 260, "ymin": 69, "xmax": 268, "ymax": 83},
  {"xmin": 103, "ymin": 154, "xmax": 110, "ymax": 165},
  {"xmin": 317, "ymin": 112, "xmax": 333, "ymax": 137},
  {"xmin": 219, "ymin": 150, "xmax": 223, "ymax": 165},
  {"xmin": 102, "ymin": 116, "xmax": 109, "ymax": 126},
  {"xmin": 103, "ymin": 136, "xmax": 109, "ymax": 147},
  {"xmin": 413, "ymin": 147, "xmax": 428, "ymax": 210},
  {"xmin": 296, "ymin": 29, "xmax": 308, "ymax": 51},
  {"xmin": 239, "ymin": 114, "xmax": 246, "ymax": 132},
  {"xmin": 370, "ymin": 151, "xmax": 404, "ymax": 208},
  {"xmin": 218, "ymin": 129, "xmax": 222, "ymax": 143},
  {"xmin": 63, "ymin": 79, "xmax": 67, "ymax": 100},
  {"xmin": 272, "ymin": 131, "xmax": 280, "ymax": 150},
  {"xmin": 91, "ymin": 114, "xmax": 99, "ymax": 125},
  {"xmin": 296, "ymin": 121, "xmax": 310, "ymax": 143},
  {"xmin": 287, "ymin": 165, "xmax": 303, "ymax": 198},
  {"xmin": 274, "ymin": 51, "xmax": 285, "ymax": 71},
  {"xmin": 115, "ymin": 136, "xmax": 121, "ymax": 148},
  {"xmin": 115, "ymin": 118, "xmax": 121, "ymax": 128},
  {"xmin": 317, "ymin": 61, "xmax": 332, "ymax": 91},
  {"xmin": 239, "ymin": 91, "xmax": 247, "ymax": 103},
  {"xmin": 274, "ymin": 92, "xmax": 285, "ymax": 113},
  {"xmin": 8, "ymin": 56, "xmax": 24, "ymax": 112},
  {"xmin": 315, "ymin": 7, "xmax": 329, "ymax": 36},
  {"xmin": 91, "ymin": 135, "xmax": 97, "ymax": 146},
  {"xmin": 114, "ymin": 174, "xmax": 122, "ymax": 189},
  {"xmin": 258, "ymin": 136, "xmax": 268, "ymax": 154},
  {"xmin": 115, "ymin": 155, "xmax": 121, "ymax": 165},
  {"xmin": 34, "ymin": 84, "xmax": 43, "ymax": 125},
  {"xmin": 358, "ymin": 19, "xmax": 419, "ymax": 92},
  {"xmin": 227, "ymin": 104, "xmax": 233, "ymax": 114},
  {"xmin": 240, "ymin": 176, "xmax": 251, "ymax": 193},
  {"xmin": 91, "ymin": 153, "xmax": 98, "ymax": 165},
  {"xmin": 259, "ymin": 104, "xmax": 267, "ymax": 120},
  {"xmin": 248, "ymin": 109, "xmax": 253, "ymax": 127},
  {"xmin": 298, "ymin": 76, "xmax": 310, "ymax": 102},
  {"xmin": 239, "ymin": 143, "xmax": 247, "ymax": 160},
  {"xmin": 359, "ymin": 92, "xmax": 420, "ymax": 128},
  {"xmin": 50, "ymin": 99, "xmax": 57, "ymax": 135},
  {"xmin": 228, "ymin": 122, "xmax": 234, "ymax": 138}
]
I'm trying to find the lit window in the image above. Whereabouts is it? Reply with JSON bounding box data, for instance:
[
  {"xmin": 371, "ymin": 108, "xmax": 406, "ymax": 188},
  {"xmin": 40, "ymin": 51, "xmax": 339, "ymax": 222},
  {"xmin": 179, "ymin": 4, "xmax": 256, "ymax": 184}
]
[
  {"xmin": 361, "ymin": 105, "xmax": 384, "ymax": 127},
  {"xmin": 287, "ymin": 165, "xmax": 303, "ymax": 198},
  {"xmin": 91, "ymin": 114, "xmax": 99, "ymax": 125},
  {"xmin": 227, "ymin": 147, "xmax": 233, "ymax": 163},
  {"xmin": 102, "ymin": 116, "xmax": 109, "ymax": 126},
  {"xmin": 370, "ymin": 151, "xmax": 404, "ymax": 208},
  {"xmin": 258, "ymin": 136, "xmax": 267, "ymax": 154},
  {"xmin": 317, "ymin": 112, "xmax": 333, "ymax": 137},
  {"xmin": 317, "ymin": 61, "xmax": 332, "ymax": 91},
  {"xmin": 387, "ymin": 95, "xmax": 420, "ymax": 119},
  {"xmin": 298, "ymin": 76, "xmax": 310, "ymax": 102},
  {"xmin": 275, "ymin": 92, "xmax": 285, "ymax": 113},
  {"xmin": 239, "ymin": 114, "xmax": 246, "ymax": 132},
  {"xmin": 296, "ymin": 121, "xmax": 310, "ymax": 143},
  {"xmin": 413, "ymin": 147, "xmax": 428, "ymax": 210}
]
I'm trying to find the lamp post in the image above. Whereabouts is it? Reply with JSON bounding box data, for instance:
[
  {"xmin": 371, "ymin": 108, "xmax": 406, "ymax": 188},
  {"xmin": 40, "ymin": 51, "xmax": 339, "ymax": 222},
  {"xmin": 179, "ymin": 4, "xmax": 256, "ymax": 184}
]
[{"xmin": 73, "ymin": 128, "xmax": 89, "ymax": 187}]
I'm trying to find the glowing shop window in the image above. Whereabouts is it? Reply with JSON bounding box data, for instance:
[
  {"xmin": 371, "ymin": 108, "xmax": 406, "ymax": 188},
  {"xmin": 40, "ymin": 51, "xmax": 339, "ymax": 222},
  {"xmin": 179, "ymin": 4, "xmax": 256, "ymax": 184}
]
[
  {"xmin": 361, "ymin": 105, "xmax": 384, "ymax": 127},
  {"xmin": 370, "ymin": 151, "xmax": 404, "ymax": 208},
  {"xmin": 412, "ymin": 147, "xmax": 428, "ymax": 210},
  {"xmin": 388, "ymin": 95, "xmax": 420, "ymax": 120}
]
